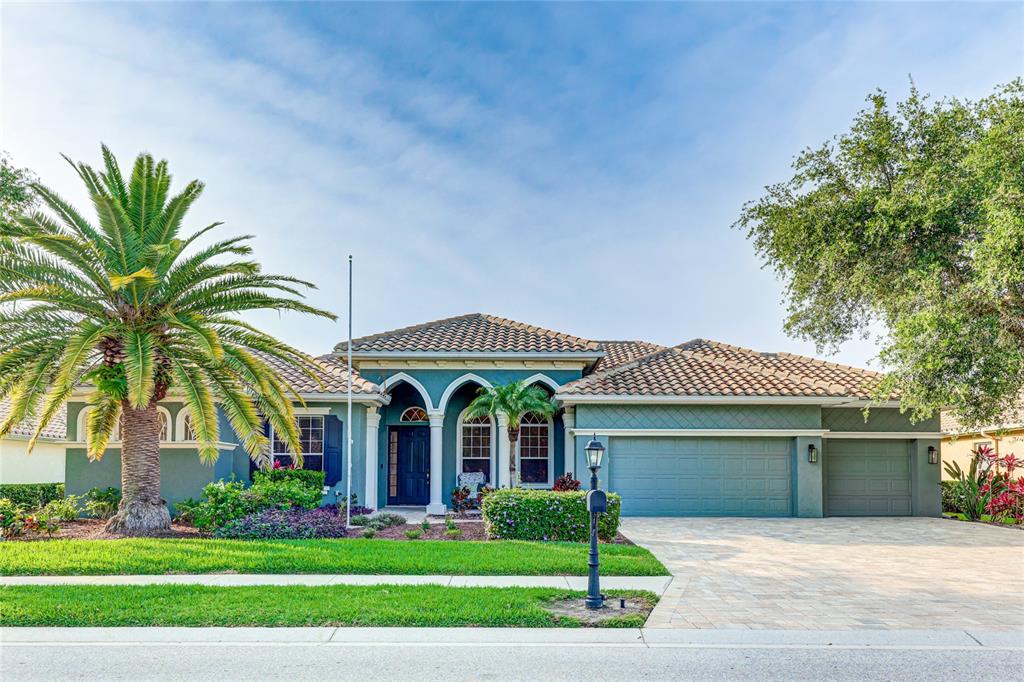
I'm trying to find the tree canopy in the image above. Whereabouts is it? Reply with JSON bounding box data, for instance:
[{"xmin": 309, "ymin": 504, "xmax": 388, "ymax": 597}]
[{"xmin": 737, "ymin": 80, "xmax": 1023, "ymax": 428}]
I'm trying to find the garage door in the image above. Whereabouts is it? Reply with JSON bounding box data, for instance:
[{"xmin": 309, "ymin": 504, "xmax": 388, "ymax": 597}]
[
  {"xmin": 826, "ymin": 440, "xmax": 911, "ymax": 516},
  {"xmin": 609, "ymin": 437, "xmax": 792, "ymax": 516}
]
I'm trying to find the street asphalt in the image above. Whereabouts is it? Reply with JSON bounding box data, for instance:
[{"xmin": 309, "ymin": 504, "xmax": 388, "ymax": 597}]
[{"xmin": 1, "ymin": 628, "xmax": 1021, "ymax": 681}]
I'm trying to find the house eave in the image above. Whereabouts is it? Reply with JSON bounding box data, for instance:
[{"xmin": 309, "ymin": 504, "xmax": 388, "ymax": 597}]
[
  {"xmin": 555, "ymin": 394, "xmax": 854, "ymax": 406},
  {"xmin": 336, "ymin": 351, "xmax": 605, "ymax": 362}
]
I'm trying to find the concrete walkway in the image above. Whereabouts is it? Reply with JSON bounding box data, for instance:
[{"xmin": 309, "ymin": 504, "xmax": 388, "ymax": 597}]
[{"xmin": 0, "ymin": 574, "xmax": 673, "ymax": 592}]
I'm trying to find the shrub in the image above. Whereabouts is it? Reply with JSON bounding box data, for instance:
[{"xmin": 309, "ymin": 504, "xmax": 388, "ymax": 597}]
[
  {"xmin": 552, "ymin": 473, "xmax": 581, "ymax": 492},
  {"xmin": 250, "ymin": 477, "xmax": 323, "ymax": 510},
  {"xmin": 254, "ymin": 467, "xmax": 326, "ymax": 491},
  {"xmin": 0, "ymin": 498, "xmax": 26, "ymax": 538},
  {"xmin": 445, "ymin": 516, "xmax": 457, "ymax": 531},
  {"xmin": 42, "ymin": 495, "xmax": 81, "ymax": 522},
  {"xmin": 84, "ymin": 487, "xmax": 121, "ymax": 520},
  {"xmin": 941, "ymin": 481, "xmax": 963, "ymax": 513},
  {"xmin": 214, "ymin": 507, "xmax": 348, "ymax": 540},
  {"xmin": 172, "ymin": 498, "xmax": 202, "ymax": 525},
  {"xmin": 404, "ymin": 529, "xmax": 422, "ymax": 540},
  {"xmin": 350, "ymin": 514, "xmax": 370, "ymax": 526},
  {"xmin": 481, "ymin": 488, "xmax": 621, "ymax": 543},
  {"xmin": 24, "ymin": 510, "xmax": 60, "ymax": 538},
  {"xmin": 420, "ymin": 518, "xmax": 430, "ymax": 532},
  {"xmin": 450, "ymin": 486, "xmax": 472, "ymax": 513},
  {"xmin": 445, "ymin": 528, "xmax": 463, "ymax": 539},
  {"xmin": 323, "ymin": 502, "xmax": 374, "ymax": 517},
  {"xmin": 361, "ymin": 528, "xmax": 376, "ymax": 539},
  {"xmin": 365, "ymin": 512, "xmax": 406, "ymax": 531},
  {"xmin": 0, "ymin": 483, "xmax": 65, "ymax": 509},
  {"xmin": 191, "ymin": 478, "xmax": 323, "ymax": 531}
]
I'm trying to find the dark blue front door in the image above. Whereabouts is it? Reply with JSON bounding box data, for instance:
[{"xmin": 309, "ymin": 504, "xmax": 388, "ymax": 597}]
[{"xmin": 389, "ymin": 426, "xmax": 429, "ymax": 505}]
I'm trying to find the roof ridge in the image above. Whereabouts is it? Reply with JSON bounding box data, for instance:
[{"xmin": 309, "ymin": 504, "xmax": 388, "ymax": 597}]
[
  {"xmin": 565, "ymin": 346, "xmax": 680, "ymax": 389},
  {"xmin": 333, "ymin": 313, "xmax": 483, "ymax": 351},
  {"xmin": 479, "ymin": 314, "xmax": 599, "ymax": 350}
]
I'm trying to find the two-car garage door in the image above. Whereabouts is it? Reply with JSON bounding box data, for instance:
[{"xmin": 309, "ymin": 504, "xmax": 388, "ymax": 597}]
[{"xmin": 609, "ymin": 437, "xmax": 792, "ymax": 517}]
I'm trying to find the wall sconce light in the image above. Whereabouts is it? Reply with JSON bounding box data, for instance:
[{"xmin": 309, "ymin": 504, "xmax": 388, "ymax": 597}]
[
  {"xmin": 928, "ymin": 446, "xmax": 938, "ymax": 465},
  {"xmin": 807, "ymin": 444, "xmax": 818, "ymax": 464}
]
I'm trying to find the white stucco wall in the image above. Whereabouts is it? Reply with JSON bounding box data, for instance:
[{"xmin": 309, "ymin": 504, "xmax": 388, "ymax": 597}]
[{"xmin": 0, "ymin": 438, "xmax": 66, "ymax": 484}]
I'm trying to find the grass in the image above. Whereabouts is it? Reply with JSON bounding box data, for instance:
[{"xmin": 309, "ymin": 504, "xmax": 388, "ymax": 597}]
[
  {"xmin": 0, "ymin": 584, "xmax": 656, "ymax": 628},
  {"xmin": 0, "ymin": 538, "xmax": 668, "ymax": 577},
  {"xmin": 943, "ymin": 512, "xmax": 1021, "ymax": 526}
]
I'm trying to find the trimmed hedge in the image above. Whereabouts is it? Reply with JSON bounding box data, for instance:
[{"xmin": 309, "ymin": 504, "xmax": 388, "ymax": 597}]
[
  {"xmin": 481, "ymin": 489, "xmax": 620, "ymax": 543},
  {"xmin": 253, "ymin": 468, "xmax": 326, "ymax": 491},
  {"xmin": 0, "ymin": 483, "xmax": 65, "ymax": 509}
]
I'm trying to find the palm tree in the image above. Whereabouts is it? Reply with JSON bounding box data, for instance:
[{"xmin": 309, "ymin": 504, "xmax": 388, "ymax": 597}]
[
  {"xmin": 465, "ymin": 381, "xmax": 555, "ymax": 487},
  {"xmin": 0, "ymin": 146, "xmax": 335, "ymax": 535}
]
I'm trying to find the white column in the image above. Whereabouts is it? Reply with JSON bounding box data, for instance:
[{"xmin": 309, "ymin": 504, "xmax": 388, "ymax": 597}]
[
  {"xmin": 496, "ymin": 412, "xmax": 511, "ymax": 488},
  {"xmin": 562, "ymin": 406, "xmax": 576, "ymax": 479},
  {"xmin": 364, "ymin": 406, "xmax": 380, "ymax": 510},
  {"xmin": 427, "ymin": 411, "xmax": 446, "ymax": 515}
]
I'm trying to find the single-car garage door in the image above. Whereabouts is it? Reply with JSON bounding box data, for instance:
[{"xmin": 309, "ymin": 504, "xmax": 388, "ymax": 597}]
[
  {"xmin": 609, "ymin": 437, "xmax": 792, "ymax": 516},
  {"xmin": 826, "ymin": 439, "xmax": 911, "ymax": 516}
]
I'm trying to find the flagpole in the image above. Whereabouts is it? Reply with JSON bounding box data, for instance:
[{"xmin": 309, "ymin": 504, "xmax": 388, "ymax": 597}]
[{"xmin": 345, "ymin": 255, "xmax": 353, "ymax": 528}]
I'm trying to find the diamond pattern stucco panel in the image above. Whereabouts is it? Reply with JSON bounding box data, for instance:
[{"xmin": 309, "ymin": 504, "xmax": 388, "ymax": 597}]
[
  {"xmin": 822, "ymin": 408, "xmax": 939, "ymax": 432},
  {"xmin": 576, "ymin": 404, "xmax": 821, "ymax": 430}
]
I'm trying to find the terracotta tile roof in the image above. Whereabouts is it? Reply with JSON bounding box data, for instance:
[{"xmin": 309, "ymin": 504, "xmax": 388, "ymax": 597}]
[
  {"xmin": 334, "ymin": 313, "xmax": 600, "ymax": 354},
  {"xmin": 941, "ymin": 393, "xmax": 1024, "ymax": 434},
  {"xmin": 256, "ymin": 352, "xmax": 379, "ymax": 395},
  {"xmin": 0, "ymin": 398, "xmax": 67, "ymax": 440},
  {"xmin": 562, "ymin": 339, "xmax": 888, "ymax": 399},
  {"xmin": 674, "ymin": 339, "xmax": 887, "ymax": 400},
  {"xmin": 593, "ymin": 340, "xmax": 667, "ymax": 373}
]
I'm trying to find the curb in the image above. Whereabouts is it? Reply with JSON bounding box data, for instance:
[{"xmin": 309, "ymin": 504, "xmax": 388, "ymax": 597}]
[{"xmin": 2, "ymin": 627, "xmax": 1020, "ymax": 649}]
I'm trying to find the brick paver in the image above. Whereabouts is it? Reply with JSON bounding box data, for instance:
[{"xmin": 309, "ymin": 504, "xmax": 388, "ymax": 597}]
[{"xmin": 622, "ymin": 517, "xmax": 1024, "ymax": 631}]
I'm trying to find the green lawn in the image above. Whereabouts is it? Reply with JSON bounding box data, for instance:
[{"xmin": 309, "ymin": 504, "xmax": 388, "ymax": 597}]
[
  {"xmin": 943, "ymin": 512, "xmax": 1021, "ymax": 526},
  {"xmin": 0, "ymin": 584, "xmax": 655, "ymax": 628},
  {"xmin": 0, "ymin": 538, "xmax": 668, "ymax": 577}
]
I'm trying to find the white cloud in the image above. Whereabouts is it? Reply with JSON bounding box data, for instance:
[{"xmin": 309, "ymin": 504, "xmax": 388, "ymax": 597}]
[{"xmin": 1, "ymin": 2, "xmax": 1019, "ymax": 369}]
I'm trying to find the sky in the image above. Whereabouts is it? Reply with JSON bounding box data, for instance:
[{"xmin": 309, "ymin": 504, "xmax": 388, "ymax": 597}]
[{"xmin": 2, "ymin": 1, "xmax": 1021, "ymax": 369}]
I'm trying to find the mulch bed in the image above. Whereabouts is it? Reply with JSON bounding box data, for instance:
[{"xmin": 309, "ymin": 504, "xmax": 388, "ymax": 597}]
[
  {"xmin": 544, "ymin": 595, "xmax": 653, "ymax": 626},
  {"xmin": 364, "ymin": 521, "xmax": 488, "ymax": 541},
  {"xmin": 9, "ymin": 519, "xmax": 206, "ymax": 542}
]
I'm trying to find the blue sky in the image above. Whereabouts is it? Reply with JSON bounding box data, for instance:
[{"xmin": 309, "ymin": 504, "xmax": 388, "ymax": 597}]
[{"xmin": 2, "ymin": 2, "xmax": 1021, "ymax": 368}]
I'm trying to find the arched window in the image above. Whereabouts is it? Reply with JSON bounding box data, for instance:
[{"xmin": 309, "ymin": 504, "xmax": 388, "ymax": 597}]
[
  {"xmin": 181, "ymin": 413, "xmax": 197, "ymax": 441},
  {"xmin": 400, "ymin": 406, "xmax": 428, "ymax": 422},
  {"xmin": 79, "ymin": 406, "xmax": 171, "ymax": 443},
  {"xmin": 517, "ymin": 412, "xmax": 552, "ymax": 486},
  {"xmin": 458, "ymin": 413, "xmax": 493, "ymax": 483}
]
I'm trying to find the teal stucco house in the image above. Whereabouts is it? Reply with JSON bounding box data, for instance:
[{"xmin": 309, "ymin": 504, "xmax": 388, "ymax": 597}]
[{"xmin": 64, "ymin": 313, "xmax": 944, "ymax": 517}]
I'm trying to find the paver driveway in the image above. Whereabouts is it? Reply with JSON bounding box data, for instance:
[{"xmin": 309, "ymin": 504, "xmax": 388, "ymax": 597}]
[{"xmin": 621, "ymin": 517, "xmax": 1024, "ymax": 630}]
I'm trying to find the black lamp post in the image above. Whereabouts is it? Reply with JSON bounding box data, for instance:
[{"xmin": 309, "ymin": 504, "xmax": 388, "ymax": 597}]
[{"xmin": 584, "ymin": 436, "xmax": 606, "ymax": 610}]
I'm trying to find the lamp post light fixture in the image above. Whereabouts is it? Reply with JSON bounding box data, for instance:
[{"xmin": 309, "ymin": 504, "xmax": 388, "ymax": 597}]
[
  {"xmin": 928, "ymin": 446, "xmax": 938, "ymax": 465},
  {"xmin": 807, "ymin": 443, "xmax": 818, "ymax": 464},
  {"xmin": 584, "ymin": 436, "xmax": 607, "ymax": 610}
]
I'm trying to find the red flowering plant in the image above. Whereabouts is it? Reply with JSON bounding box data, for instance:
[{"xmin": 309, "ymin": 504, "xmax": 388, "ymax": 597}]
[{"xmin": 945, "ymin": 444, "xmax": 1023, "ymax": 524}]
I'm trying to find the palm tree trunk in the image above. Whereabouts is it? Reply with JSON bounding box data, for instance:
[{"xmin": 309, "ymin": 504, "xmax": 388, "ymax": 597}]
[
  {"xmin": 507, "ymin": 426, "xmax": 519, "ymax": 488},
  {"xmin": 105, "ymin": 402, "xmax": 171, "ymax": 535}
]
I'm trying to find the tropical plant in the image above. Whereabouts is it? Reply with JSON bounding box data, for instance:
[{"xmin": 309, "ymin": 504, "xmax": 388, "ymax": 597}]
[
  {"xmin": 943, "ymin": 444, "xmax": 1023, "ymax": 523},
  {"xmin": 42, "ymin": 495, "xmax": 81, "ymax": 522},
  {"xmin": 84, "ymin": 487, "xmax": 121, "ymax": 520},
  {"xmin": 552, "ymin": 473, "xmax": 581, "ymax": 492},
  {"xmin": 0, "ymin": 146, "xmax": 335, "ymax": 535},
  {"xmin": 464, "ymin": 381, "xmax": 556, "ymax": 487}
]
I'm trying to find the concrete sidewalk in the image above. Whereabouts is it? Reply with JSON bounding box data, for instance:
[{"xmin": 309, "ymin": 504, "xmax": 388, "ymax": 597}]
[
  {"xmin": 0, "ymin": 574, "xmax": 673, "ymax": 593},
  {"xmin": 2, "ymin": 626, "xmax": 1021, "ymax": 649}
]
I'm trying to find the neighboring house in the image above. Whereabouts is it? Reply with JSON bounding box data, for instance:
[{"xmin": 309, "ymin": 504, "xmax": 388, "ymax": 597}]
[
  {"xmin": 62, "ymin": 313, "xmax": 943, "ymax": 517},
  {"xmin": 0, "ymin": 398, "xmax": 67, "ymax": 485},
  {"xmin": 941, "ymin": 396, "xmax": 1024, "ymax": 479}
]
